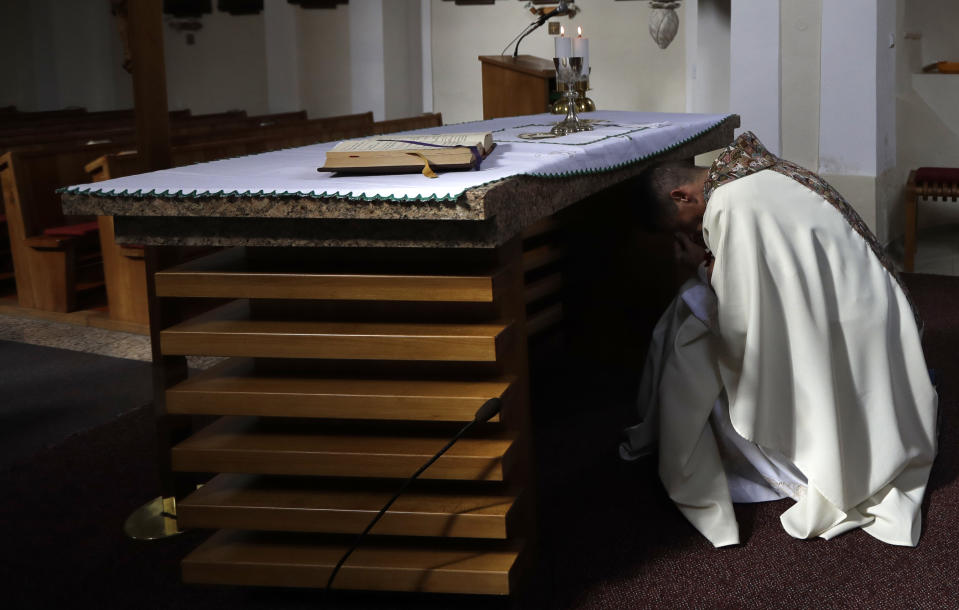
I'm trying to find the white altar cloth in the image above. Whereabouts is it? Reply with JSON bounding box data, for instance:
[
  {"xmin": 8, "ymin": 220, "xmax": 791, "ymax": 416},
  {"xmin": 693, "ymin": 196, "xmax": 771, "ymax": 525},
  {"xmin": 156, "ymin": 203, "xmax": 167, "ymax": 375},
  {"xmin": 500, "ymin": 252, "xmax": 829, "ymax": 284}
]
[{"xmin": 62, "ymin": 111, "xmax": 732, "ymax": 203}]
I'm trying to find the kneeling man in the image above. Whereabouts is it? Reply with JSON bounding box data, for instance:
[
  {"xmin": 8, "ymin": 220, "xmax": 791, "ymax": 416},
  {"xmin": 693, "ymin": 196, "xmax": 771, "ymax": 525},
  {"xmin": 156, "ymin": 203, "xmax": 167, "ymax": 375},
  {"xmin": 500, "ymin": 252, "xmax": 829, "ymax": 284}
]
[{"xmin": 620, "ymin": 132, "xmax": 938, "ymax": 547}]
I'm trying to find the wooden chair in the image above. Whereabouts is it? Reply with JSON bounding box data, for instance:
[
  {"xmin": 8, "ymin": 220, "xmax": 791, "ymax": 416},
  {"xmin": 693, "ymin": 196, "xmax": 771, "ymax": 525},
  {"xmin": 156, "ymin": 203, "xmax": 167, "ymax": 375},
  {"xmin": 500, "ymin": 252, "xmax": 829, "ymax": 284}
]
[{"xmin": 904, "ymin": 167, "xmax": 959, "ymax": 272}]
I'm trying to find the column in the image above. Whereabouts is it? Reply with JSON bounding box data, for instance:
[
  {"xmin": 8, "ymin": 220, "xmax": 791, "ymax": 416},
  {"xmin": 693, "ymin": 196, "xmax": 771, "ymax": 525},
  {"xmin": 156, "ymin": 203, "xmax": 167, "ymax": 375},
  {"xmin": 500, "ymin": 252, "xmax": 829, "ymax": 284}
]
[
  {"xmin": 730, "ymin": 0, "xmax": 781, "ymax": 154},
  {"xmin": 349, "ymin": 0, "xmax": 386, "ymax": 121},
  {"xmin": 264, "ymin": 0, "xmax": 302, "ymax": 113}
]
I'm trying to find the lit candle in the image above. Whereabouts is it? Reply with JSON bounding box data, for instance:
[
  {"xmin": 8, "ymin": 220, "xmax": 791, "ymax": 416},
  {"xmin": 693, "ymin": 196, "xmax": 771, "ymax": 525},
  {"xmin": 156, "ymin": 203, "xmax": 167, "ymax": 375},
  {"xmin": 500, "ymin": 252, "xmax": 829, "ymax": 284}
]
[
  {"xmin": 554, "ymin": 24, "xmax": 572, "ymax": 58},
  {"xmin": 572, "ymin": 26, "xmax": 589, "ymax": 73}
]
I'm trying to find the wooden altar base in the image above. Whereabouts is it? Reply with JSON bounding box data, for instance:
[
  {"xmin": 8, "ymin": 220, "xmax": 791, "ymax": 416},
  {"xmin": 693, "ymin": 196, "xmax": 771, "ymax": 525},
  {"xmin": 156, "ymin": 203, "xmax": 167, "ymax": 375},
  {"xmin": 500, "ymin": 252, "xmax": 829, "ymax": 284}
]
[{"xmin": 148, "ymin": 224, "xmax": 565, "ymax": 596}]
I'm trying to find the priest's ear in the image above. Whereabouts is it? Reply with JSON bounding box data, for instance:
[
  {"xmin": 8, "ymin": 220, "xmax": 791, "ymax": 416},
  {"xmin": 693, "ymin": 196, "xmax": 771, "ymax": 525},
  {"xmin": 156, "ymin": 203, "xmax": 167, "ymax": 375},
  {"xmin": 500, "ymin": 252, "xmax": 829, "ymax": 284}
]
[{"xmin": 669, "ymin": 185, "xmax": 697, "ymax": 207}]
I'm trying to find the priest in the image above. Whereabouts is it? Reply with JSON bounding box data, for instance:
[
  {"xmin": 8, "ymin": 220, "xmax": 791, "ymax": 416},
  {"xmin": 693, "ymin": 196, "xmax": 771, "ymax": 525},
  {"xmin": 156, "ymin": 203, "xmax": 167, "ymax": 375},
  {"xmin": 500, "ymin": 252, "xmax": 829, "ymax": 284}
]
[{"xmin": 620, "ymin": 132, "xmax": 938, "ymax": 547}]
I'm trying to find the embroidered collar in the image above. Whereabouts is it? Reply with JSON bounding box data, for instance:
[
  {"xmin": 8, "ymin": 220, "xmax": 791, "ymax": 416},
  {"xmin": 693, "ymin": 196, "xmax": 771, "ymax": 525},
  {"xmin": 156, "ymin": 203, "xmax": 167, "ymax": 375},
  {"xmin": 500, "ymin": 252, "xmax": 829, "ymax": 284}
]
[
  {"xmin": 703, "ymin": 131, "xmax": 776, "ymax": 203},
  {"xmin": 701, "ymin": 130, "xmax": 923, "ymax": 330}
]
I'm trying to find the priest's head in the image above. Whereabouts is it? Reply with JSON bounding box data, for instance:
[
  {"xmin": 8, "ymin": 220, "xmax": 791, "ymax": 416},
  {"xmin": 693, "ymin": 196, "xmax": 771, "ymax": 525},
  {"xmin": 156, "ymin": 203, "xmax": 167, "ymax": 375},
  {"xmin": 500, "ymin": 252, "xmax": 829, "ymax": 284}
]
[{"xmin": 635, "ymin": 164, "xmax": 709, "ymax": 234}]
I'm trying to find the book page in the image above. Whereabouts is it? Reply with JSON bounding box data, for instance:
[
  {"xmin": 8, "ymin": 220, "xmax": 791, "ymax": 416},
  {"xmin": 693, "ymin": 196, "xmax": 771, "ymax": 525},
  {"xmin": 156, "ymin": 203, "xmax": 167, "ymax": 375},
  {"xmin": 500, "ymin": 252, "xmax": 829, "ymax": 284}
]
[{"xmin": 331, "ymin": 132, "xmax": 492, "ymax": 154}]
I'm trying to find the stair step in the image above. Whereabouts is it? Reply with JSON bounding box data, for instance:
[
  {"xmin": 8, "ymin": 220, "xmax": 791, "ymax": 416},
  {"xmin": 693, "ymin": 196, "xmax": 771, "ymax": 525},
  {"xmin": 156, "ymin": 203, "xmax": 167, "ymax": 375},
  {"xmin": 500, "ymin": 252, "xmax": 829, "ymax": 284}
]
[
  {"xmin": 156, "ymin": 248, "xmax": 500, "ymax": 302},
  {"xmin": 178, "ymin": 474, "xmax": 517, "ymax": 538},
  {"xmin": 182, "ymin": 529, "xmax": 519, "ymax": 594},
  {"xmin": 167, "ymin": 358, "xmax": 513, "ymax": 422},
  {"xmin": 172, "ymin": 416, "xmax": 515, "ymax": 481},
  {"xmin": 160, "ymin": 301, "xmax": 512, "ymax": 362}
]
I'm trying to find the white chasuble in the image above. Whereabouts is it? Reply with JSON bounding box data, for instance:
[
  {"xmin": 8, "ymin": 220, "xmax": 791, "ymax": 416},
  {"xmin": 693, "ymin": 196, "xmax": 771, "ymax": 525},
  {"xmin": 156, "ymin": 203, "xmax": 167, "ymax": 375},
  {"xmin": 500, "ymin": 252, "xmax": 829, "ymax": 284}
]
[
  {"xmin": 623, "ymin": 134, "xmax": 938, "ymax": 548},
  {"xmin": 704, "ymin": 169, "xmax": 937, "ymax": 546}
]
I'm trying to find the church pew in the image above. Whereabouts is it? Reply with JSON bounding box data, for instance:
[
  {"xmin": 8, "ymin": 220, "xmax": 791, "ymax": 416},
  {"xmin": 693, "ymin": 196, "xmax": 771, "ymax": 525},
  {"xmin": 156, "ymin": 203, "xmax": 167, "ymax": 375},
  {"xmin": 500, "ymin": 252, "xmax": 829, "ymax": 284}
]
[
  {"xmin": 0, "ymin": 108, "xmax": 194, "ymax": 138},
  {"xmin": 0, "ymin": 110, "xmax": 335, "ymax": 313},
  {"xmin": 0, "ymin": 111, "xmax": 372, "ymax": 313},
  {"xmin": 0, "ymin": 211, "xmax": 13, "ymax": 295},
  {"xmin": 0, "ymin": 140, "xmax": 137, "ymax": 311},
  {"xmin": 0, "ymin": 107, "xmax": 88, "ymax": 125},
  {"xmin": 371, "ymin": 113, "xmax": 444, "ymax": 135},
  {"xmin": 82, "ymin": 112, "xmax": 376, "ymax": 324},
  {"xmin": 0, "ymin": 109, "xmax": 315, "ymax": 153},
  {"xmin": 0, "ymin": 110, "xmax": 246, "ymax": 151},
  {"xmin": 168, "ymin": 111, "xmax": 375, "ymax": 150}
]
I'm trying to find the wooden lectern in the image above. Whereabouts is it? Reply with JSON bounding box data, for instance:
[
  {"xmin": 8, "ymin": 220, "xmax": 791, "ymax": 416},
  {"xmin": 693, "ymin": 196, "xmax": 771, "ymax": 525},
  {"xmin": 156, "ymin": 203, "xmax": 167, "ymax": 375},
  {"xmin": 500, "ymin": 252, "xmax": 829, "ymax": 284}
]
[{"xmin": 479, "ymin": 55, "xmax": 556, "ymax": 119}]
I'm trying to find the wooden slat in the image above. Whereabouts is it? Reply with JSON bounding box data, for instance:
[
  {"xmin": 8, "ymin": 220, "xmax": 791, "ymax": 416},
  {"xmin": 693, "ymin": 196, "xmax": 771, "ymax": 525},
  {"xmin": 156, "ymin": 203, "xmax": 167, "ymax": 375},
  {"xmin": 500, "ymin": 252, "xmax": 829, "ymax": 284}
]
[
  {"xmin": 160, "ymin": 301, "xmax": 511, "ymax": 362},
  {"xmin": 167, "ymin": 358, "xmax": 512, "ymax": 422},
  {"xmin": 172, "ymin": 416, "xmax": 514, "ymax": 481},
  {"xmin": 524, "ymin": 272, "xmax": 562, "ymax": 305},
  {"xmin": 526, "ymin": 302, "xmax": 563, "ymax": 336},
  {"xmin": 522, "ymin": 244, "xmax": 564, "ymax": 273},
  {"xmin": 520, "ymin": 215, "xmax": 560, "ymax": 240},
  {"xmin": 182, "ymin": 530, "xmax": 518, "ymax": 595},
  {"xmin": 155, "ymin": 250, "xmax": 498, "ymax": 301},
  {"xmin": 177, "ymin": 474, "xmax": 516, "ymax": 538}
]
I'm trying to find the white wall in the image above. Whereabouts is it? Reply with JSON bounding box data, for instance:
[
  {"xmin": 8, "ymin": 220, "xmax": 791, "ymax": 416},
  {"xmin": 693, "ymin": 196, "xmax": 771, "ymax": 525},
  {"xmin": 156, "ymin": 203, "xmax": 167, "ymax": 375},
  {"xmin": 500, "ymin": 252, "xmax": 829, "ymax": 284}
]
[
  {"xmin": 383, "ymin": 0, "xmax": 424, "ymax": 120},
  {"xmin": 430, "ymin": 0, "xmax": 687, "ymax": 125},
  {"xmin": 779, "ymin": 0, "xmax": 820, "ymax": 172},
  {"xmin": 819, "ymin": 0, "xmax": 881, "ymax": 177},
  {"xmin": 0, "ymin": 0, "xmax": 132, "ymax": 111},
  {"xmin": 349, "ymin": 1, "xmax": 386, "ymax": 120},
  {"xmin": 264, "ymin": 0, "xmax": 303, "ymax": 113},
  {"xmin": 685, "ymin": 0, "xmax": 730, "ymax": 116},
  {"xmin": 297, "ymin": 4, "xmax": 353, "ymax": 118},
  {"xmin": 164, "ymin": 9, "xmax": 269, "ymax": 116},
  {"xmin": 893, "ymin": 0, "xmax": 959, "ymax": 239}
]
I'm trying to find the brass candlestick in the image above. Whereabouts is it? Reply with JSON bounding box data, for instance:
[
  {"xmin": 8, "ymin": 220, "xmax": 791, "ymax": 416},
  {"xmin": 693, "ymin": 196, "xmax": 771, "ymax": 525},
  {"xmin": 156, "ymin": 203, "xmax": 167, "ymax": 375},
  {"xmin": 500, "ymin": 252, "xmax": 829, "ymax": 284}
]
[{"xmin": 551, "ymin": 76, "xmax": 596, "ymax": 115}]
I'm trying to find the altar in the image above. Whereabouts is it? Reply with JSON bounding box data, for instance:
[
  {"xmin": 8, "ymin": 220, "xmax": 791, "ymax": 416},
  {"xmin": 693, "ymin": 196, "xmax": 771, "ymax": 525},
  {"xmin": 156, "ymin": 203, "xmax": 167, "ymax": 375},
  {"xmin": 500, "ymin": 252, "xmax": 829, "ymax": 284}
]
[{"xmin": 60, "ymin": 110, "xmax": 738, "ymax": 597}]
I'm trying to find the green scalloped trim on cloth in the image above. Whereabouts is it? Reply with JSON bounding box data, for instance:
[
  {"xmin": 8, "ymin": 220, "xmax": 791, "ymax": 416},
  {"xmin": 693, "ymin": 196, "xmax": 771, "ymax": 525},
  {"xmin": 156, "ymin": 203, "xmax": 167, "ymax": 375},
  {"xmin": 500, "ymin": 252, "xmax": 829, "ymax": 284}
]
[{"xmin": 57, "ymin": 115, "xmax": 735, "ymax": 204}]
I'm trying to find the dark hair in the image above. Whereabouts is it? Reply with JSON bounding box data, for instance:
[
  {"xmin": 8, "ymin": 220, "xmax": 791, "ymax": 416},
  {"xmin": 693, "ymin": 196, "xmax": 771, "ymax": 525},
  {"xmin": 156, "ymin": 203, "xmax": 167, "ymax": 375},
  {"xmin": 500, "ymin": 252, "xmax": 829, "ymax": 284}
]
[{"xmin": 631, "ymin": 164, "xmax": 704, "ymax": 232}]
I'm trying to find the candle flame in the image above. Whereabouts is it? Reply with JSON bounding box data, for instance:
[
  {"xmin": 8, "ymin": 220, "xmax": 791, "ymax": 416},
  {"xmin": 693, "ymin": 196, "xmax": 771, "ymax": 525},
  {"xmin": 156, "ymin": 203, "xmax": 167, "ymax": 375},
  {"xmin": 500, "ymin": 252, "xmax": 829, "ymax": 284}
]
[
  {"xmin": 560, "ymin": 25, "xmax": 565, "ymax": 36},
  {"xmin": 577, "ymin": 26, "xmax": 583, "ymax": 37}
]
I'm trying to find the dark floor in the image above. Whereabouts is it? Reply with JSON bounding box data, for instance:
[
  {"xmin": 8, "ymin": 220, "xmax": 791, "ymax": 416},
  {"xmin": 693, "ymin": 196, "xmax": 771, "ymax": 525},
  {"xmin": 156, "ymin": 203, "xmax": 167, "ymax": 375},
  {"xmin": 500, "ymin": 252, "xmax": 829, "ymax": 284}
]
[
  {"xmin": 1, "ymin": 273, "xmax": 957, "ymax": 609},
  {"xmin": 0, "ymin": 339, "xmax": 152, "ymax": 469}
]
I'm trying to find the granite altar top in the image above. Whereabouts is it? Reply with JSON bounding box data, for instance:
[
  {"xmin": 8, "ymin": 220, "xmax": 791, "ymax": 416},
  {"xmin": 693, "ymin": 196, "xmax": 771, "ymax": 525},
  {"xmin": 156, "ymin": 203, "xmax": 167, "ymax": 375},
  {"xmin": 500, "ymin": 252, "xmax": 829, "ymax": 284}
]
[{"xmin": 61, "ymin": 112, "xmax": 739, "ymax": 248}]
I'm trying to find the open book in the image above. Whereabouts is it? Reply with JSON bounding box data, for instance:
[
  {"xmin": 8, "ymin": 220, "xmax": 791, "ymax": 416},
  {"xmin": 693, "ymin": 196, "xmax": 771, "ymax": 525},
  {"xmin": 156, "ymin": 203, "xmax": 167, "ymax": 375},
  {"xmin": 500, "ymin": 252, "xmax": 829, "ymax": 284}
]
[{"xmin": 320, "ymin": 132, "xmax": 495, "ymax": 176}]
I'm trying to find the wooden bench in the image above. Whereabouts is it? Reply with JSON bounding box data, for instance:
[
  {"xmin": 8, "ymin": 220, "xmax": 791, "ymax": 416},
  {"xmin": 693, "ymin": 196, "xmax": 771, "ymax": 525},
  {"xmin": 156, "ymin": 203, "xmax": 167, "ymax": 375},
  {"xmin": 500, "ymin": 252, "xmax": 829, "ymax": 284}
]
[
  {"xmin": 83, "ymin": 111, "xmax": 377, "ymax": 325},
  {"xmin": 0, "ymin": 139, "xmax": 148, "ymax": 311},
  {"xmin": 0, "ymin": 110, "xmax": 247, "ymax": 151},
  {"xmin": 0, "ymin": 107, "xmax": 89, "ymax": 125},
  {"xmin": 0, "ymin": 211, "xmax": 12, "ymax": 295},
  {"xmin": 371, "ymin": 113, "xmax": 444, "ymax": 135}
]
